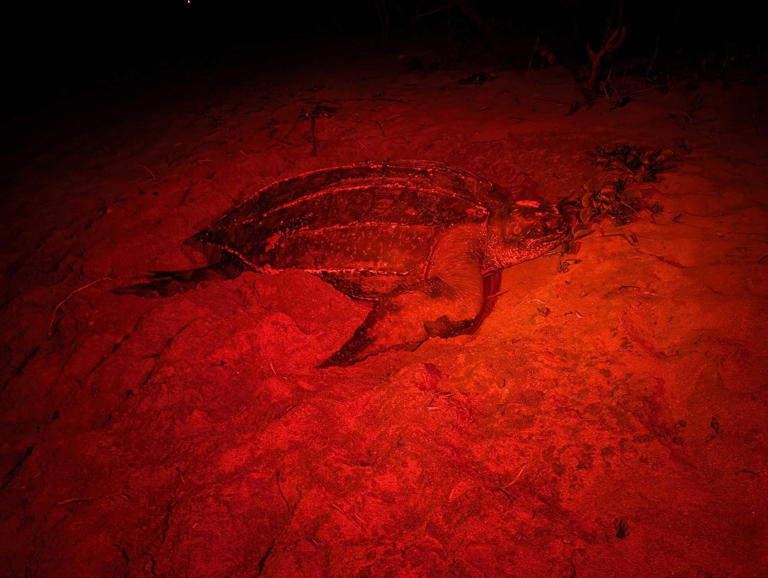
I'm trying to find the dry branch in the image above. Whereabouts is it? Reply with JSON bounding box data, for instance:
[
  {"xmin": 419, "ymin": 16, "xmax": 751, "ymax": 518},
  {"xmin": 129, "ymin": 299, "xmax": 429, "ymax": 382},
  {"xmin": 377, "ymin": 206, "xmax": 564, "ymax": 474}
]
[
  {"xmin": 587, "ymin": 26, "xmax": 626, "ymax": 93},
  {"xmin": 48, "ymin": 276, "xmax": 112, "ymax": 337}
]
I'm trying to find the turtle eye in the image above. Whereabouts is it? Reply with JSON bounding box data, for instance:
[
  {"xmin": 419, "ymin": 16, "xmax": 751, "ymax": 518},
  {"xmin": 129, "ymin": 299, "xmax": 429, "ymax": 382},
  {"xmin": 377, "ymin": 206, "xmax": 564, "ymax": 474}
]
[{"xmin": 545, "ymin": 218, "xmax": 560, "ymax": 231}]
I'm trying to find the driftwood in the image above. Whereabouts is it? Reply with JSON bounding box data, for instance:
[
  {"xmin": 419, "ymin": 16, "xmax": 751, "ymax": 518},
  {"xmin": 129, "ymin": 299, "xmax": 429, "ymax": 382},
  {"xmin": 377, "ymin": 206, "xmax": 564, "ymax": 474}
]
[{"xmin": 587, "ymin": 26, "xmax": 626, "ymax": 93}]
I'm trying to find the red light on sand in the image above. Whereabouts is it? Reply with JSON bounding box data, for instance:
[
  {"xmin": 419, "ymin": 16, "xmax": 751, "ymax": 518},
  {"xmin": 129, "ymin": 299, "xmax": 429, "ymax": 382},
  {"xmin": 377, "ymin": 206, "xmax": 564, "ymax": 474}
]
[{"xmin": 1, "ymin": 8, "xmax": 767, "ymax": 576}]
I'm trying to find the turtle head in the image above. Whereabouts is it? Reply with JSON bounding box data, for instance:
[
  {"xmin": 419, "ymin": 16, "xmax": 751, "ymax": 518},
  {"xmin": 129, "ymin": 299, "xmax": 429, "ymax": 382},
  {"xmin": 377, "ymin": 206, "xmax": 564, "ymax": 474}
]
[{"xmin": 483, "ymin": 200, "xmax": 569, "ymax": 269}]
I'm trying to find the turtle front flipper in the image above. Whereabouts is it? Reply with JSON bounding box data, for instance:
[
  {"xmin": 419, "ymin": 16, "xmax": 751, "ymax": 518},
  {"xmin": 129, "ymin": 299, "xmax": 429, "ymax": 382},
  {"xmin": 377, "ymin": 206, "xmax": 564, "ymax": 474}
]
[
  {"xmin": 319, "ymin": 224, "xmax": 489, "ymax": 367},
  {"xmin": 318, "ymin": 277, "xmax": 479, "ymax": 367}
]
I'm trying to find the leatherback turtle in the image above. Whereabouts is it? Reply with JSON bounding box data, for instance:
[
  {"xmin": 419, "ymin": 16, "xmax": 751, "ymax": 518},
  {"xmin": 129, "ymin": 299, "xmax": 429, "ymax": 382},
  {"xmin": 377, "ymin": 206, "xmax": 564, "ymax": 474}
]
[{"xmin": 117, "ymin": 160, "xmax": 572, "ymax": 366}]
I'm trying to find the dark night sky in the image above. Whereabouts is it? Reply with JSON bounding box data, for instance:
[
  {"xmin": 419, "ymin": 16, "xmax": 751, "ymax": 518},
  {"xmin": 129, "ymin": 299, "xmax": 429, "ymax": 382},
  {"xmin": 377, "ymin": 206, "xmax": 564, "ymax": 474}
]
[{"xmin": 1, "ymin": 1, "xmax": 763, "ymax": 122}]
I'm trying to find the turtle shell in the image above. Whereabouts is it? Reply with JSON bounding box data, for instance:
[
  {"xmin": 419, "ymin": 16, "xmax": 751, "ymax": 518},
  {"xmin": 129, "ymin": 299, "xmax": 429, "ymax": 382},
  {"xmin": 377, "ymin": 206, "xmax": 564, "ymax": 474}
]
[{"xmin": 192, "ymin": 160, "xmax": 517, "ymax": 299}]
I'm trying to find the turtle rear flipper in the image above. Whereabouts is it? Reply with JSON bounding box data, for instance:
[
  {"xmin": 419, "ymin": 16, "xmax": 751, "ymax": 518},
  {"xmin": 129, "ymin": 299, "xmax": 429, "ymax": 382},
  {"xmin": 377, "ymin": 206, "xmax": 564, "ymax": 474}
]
[{"xmin": 114, "ymin": 255, "xmax": 245, "ymax": 297}]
